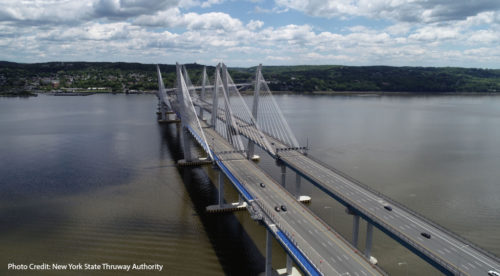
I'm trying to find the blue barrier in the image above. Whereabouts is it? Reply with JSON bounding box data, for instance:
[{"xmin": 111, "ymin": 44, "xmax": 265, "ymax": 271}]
[
  {"xmin": 186, "ymin": 125, "xmax": 253, "ymax": 201},
  {"xmin": 276, "ymin": 230, "xmax": 321, "ymax": 276},
  {"xmin": 216, "ymin": 160, "xmax": 254, "ymax": 201}
]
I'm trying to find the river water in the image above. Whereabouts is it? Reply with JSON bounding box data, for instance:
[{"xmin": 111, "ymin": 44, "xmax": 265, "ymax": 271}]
[{"xmin": 0, "ymin": 94, "xmax": 499, "ymax": 275}]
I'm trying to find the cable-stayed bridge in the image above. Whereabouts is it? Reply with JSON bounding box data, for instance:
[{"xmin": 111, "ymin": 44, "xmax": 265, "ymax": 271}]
[{"xmin": 156, "ymin": 63, "xmax": 500, "ymax": 276}]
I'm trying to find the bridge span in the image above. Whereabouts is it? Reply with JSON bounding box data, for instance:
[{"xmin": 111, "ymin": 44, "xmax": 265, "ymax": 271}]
[
  {"xmin": 194, "ymin": 96, "xmax": 500, "ymax": 275},
  {"xmin": 160, "ymin": 63, "xmax": 384, "ymax": 276},
  {"xmin": 157, "ymin": 63, "xmax": 500, "ymax": 276}
]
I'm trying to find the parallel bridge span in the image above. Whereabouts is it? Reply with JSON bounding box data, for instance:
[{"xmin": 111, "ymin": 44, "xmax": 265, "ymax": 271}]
[{"xmin": 157, "ymin": 63, "xmax": 500, "ymax": 276}]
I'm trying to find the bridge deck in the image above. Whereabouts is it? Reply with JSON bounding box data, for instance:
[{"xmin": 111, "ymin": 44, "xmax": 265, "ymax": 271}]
[
  {"xmin": 198, "ymin": 122, "xmax": 384, "ymax": 276},
  {"xmin": 195, "ymin": 99, "xmax": 500, "ymax": 275}
]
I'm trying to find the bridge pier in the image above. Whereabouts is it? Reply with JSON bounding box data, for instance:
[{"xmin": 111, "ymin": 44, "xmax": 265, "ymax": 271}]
[
  {"xmin": 265, "ymin": 229, "xmax": 273, "ymax": 276},
  {"xmin": 206, "ymin": 166, "xmax": 247, "ymax": 213},
  {"xmin": 365, "ymin": 222, "xmax": 374, "ymax": 258},
  {"xmin": 286, "ymin": 255, "xmax": 293, "ymax": 274},
  {"xmin": 353, "ymin": 215, "xmax": 360, "ymax": 248},
  {"xmin": 218, "ymin": 170, "xmax": 224, "ymax": 206},
  {"xmin": 281, "ymin": 165, "xmax": 286, "ymax": 187},
  {"xmin": 294, "ymin": 173, "xmax": 301, "ymax": 199}
]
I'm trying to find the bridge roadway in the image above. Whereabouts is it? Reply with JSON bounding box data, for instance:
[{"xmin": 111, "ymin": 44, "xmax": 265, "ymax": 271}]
[
  {"xmin": 194, "ymin": 98, "xmax": 500, "ymax": 275},
  {"xmin": 195, "ymin": 121, "xmax": 384, "ymax": 276}
]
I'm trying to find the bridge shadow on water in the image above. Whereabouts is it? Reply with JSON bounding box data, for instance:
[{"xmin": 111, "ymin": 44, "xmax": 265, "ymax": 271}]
[{"xmin": 159, "ymin": 123, "xmax": 265, "ymax": 276}]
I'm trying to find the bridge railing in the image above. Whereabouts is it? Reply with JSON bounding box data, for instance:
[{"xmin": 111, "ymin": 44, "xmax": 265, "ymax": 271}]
[
  {"xmin": 259, "ymin": 202, "xmax": 333, "ymax": 276},
  {"xmin": 303, "ymin": 153, "xmax": 500, "ymax": 264}
]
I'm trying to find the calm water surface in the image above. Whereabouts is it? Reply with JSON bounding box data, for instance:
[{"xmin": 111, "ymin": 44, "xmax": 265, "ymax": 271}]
[{"xmin": 1, "ymin": 94, "xmax": 499, "ymax": 275}]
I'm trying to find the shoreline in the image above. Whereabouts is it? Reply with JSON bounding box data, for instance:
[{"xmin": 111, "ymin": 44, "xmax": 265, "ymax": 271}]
[{"xmin": 249, "ymin": 90, "xmax": 500, "ymax": 96}]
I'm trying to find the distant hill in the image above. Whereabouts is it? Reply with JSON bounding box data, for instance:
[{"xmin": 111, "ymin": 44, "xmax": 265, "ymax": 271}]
[{"xmin": 1, "ymin": 61, "xmax": 499, "ymax": 93}]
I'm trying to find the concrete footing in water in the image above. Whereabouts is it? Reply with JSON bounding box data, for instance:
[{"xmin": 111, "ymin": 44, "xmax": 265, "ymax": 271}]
[
  {"xmin": 177, "ymin": 158, "xmax": 212, "ymax": 167},
  {"xmin": 158, "ymin": 119, "xmax": 180, "ymax": 124},
  {"xmin": 206, "ymin": 202, "xmax": 247, "ymax": 213}
]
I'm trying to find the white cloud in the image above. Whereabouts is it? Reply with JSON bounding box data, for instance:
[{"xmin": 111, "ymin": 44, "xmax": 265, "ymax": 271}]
[
  {"xmin": 408, "ymin": 26, "xmax": 460, "ymax": 42},
  {"xmin": 274, "ymin": 0, "xmax": 500, "ymax": 24},
  {"xmin": 134, "ymin": 9, "xmax": 243, "ymax": 31},
  {"xmin": 246, "ymin": 19, "xmax": 264, "ymax": 30},
  {"xmin": 200, "ymin": 0, "xmax": 225, "ymax": 8},
  {"xmin": 1, "ymin": 0, "xmax": 500, "ymax": 67}
]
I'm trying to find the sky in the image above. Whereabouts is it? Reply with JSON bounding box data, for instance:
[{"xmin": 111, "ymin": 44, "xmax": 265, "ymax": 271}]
[{"xmin": 1, "ymin": 0, "xmax": 500, "ymax": 68}]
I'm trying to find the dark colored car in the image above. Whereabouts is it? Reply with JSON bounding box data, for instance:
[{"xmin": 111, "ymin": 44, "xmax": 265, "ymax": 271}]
[
  {"xmin": 421, "ymin": 232, "xmax": 431, "ymax": 239},
  {"xmin": 274, "ymin": 206, "xmax": 281, "ymax": 212},
  {"xmin": 259, "ymin": 182, "xmax": 266, "ymax": 188},
  {"xmin": 384, "ymin": 205, "xmax": 393, "ymax": 211},
  {"xmin": 280, "ymin": 205, "xmax": 287, "ymax": 212}
]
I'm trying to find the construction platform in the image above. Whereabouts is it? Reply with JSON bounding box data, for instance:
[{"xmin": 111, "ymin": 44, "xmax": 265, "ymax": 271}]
[
  {"xmin": 177, "ymin": 158, "xmax": 212, "ymax": 167},
  {"xmin": 206, "ymin": 202, "xmax": 247, "ymax": 213},
  {"xmin": 158, "ymin": 119, "xmax": 181, "ymax": 124}
]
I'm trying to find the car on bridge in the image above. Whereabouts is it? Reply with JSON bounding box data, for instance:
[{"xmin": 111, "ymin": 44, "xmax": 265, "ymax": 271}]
[
  {"xmin": 383, "ymin": 205, "xmax": 393, "ymax": 211},
  {"xmin": 488, "ymin": 270, "xmax": 500, "ymax": 276},
  {"xmin": 421, "ymin": 232, "xmax": 431, "ymax": 239},
  {"xmin": 280, "ymin": 205, "xmax": 287, "ymax": 212},
  {"xmin": 274, "ymin": 206, "xmax": 281, "ymax": 212}
]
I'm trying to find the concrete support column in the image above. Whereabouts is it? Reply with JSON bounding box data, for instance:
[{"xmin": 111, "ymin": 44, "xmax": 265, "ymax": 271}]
[
  {"xmin": 176, "ymin": 63, "xmax": 192, "ymax": 162},
  {"xmin": 159, "ymin": 102, "xmax": 166, "ymax": 120},
  {"xmin": 200, "ymin": 66, "xmax": 206, "ymax": 120},
  {"xmin": 211, "ymin": 64, "xmax": 220, "ymax": 128},
  {"xmin": 281, "ymin": 165, "xmax": 286, "ymax": 188},
  {"xmin": 247, "ymin": 64, "xmax": 262, "ymax": 160},
  {"xmin": 247, "ymin": 142, "xmax": 255, "ymax": 160},
  {"xmin": 218, "ymin": 171, "xmax": 224, "ymax": 207},
  {"xmin": 295, "ymin": 172, "xmax": 301, "ymax": 199},
  {"xmin": 286, "ymin": 254, "xmax": 293, "ymax": 275},
  {"xmin": 365, "ymin": 222, "xmax": 374, "ymax": 258},
  {"xmin": 266, "ymin": 229, "xmax": 272, "ymax": 276},
  {"xmin": 352, "ymin": 215, "xmax": 360, "ymax": 248}
]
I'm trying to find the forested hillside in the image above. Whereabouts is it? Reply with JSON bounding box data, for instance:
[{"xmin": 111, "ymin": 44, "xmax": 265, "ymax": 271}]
[{"xmin": 1, "ymin": 61, "xmax": 499, "ymax": 94}]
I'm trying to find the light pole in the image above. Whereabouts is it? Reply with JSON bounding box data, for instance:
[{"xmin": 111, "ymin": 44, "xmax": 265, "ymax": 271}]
[{"xmin": 397, "ymin": 261, "xmax": 408, "ymax": 276}]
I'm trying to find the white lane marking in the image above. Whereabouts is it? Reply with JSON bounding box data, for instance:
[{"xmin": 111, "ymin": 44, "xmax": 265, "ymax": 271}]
[
  {"xmin": 343, "ymin": 254, "xmax": 349, "ymax": 260},
  {"xmin": 337, "ymin": 256, "xmax": 343, "ymax": 262},
  {"xmin": 330, "ymin": 257, "xmax": 337, "ymax": 263}
]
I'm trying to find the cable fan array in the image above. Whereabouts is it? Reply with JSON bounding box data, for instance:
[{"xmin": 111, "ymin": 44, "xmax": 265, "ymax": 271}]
[
  {"xmin": 167, "ymin": 62, "xmax": 302, "ymax": 161},
  {"xmin": 175, "ymin": 65, "xmax": 213, "ymax": 160},
  {"xmin": 210, "ymin": 63, "xmax": 300, "ymax": 155}
]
